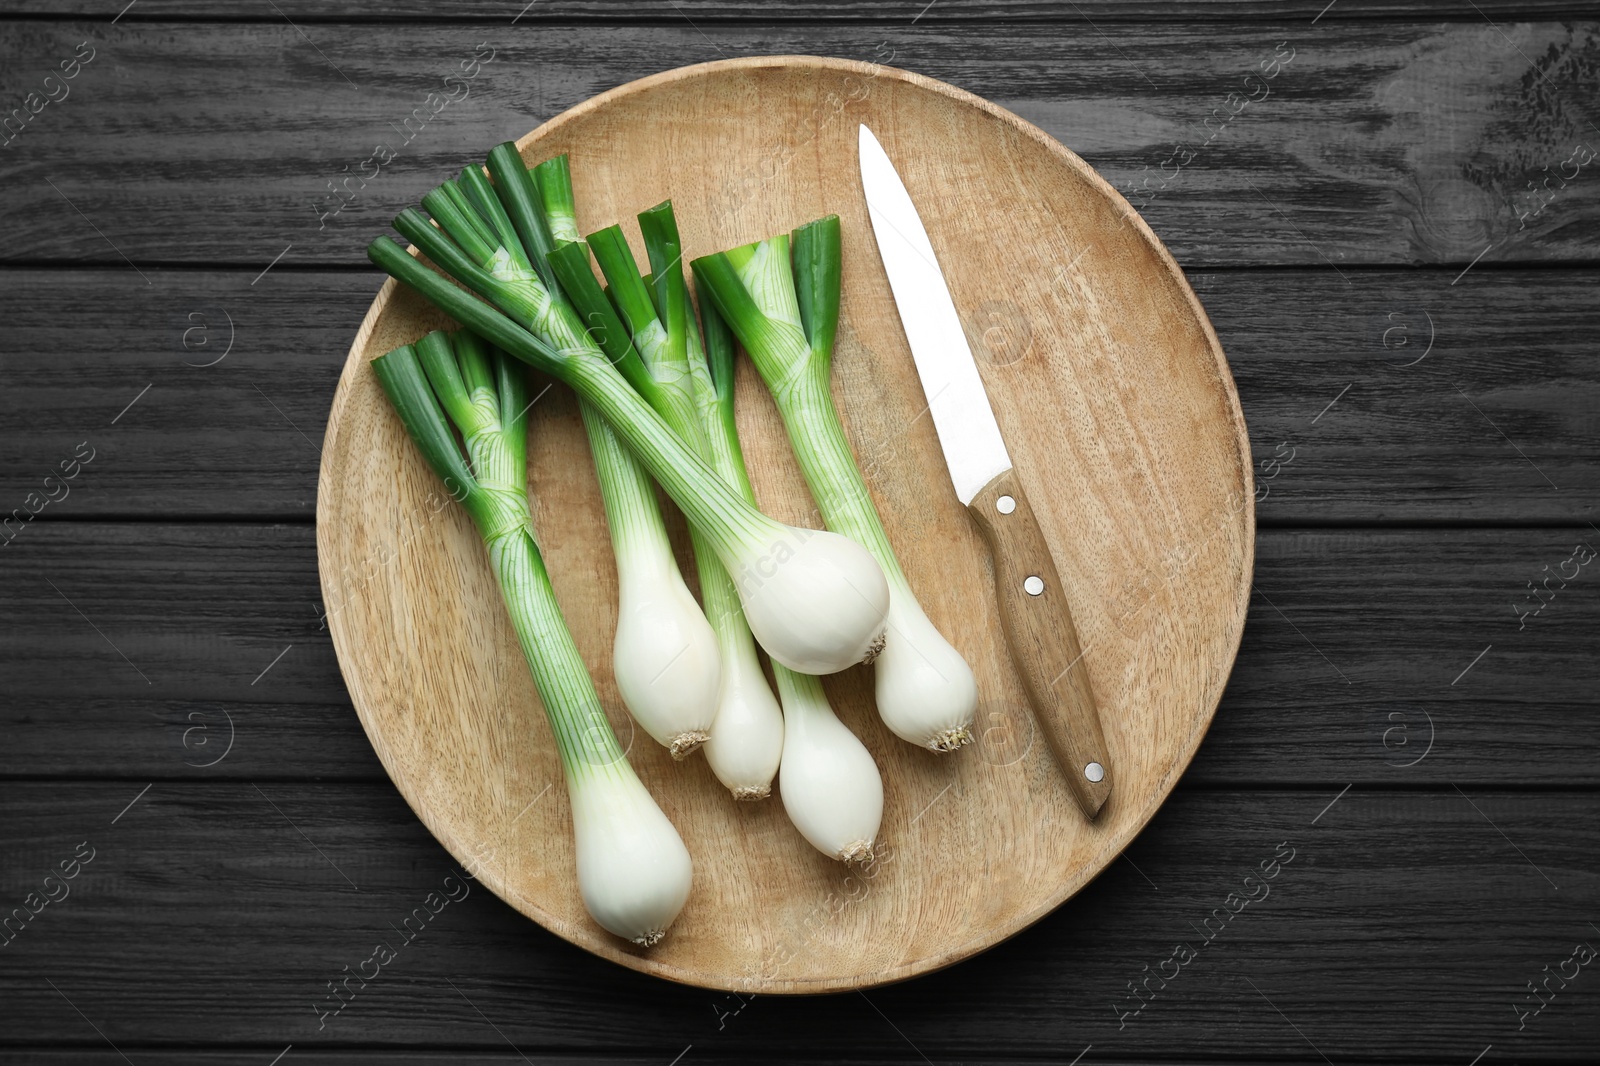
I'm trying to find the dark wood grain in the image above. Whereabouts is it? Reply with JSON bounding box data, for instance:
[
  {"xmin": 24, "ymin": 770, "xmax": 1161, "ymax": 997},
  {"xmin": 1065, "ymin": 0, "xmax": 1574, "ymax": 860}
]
[
  {"xmin": 0, "ymin": 0, "xmax": 1594, "ymax": 20},
  {"xmin": 3, "ymin": 267, "xmax": 1591, "ymax": 523},
  {"xmin": 1, "ymin": 21, "xmax": 1597, "ymax": 267},
  {"xmin": 0, "ymin": 265, "xmax": 1593, "ymax": 521},
  {"xmin": 0, "ymin": 782, "xmax": 1592, "ymax": 1055},
  {"xmin": 0, "ymin": 269, "xmax": 363, "ymax": 522},
  {"xmin": 0, "ymin": 1057, "xmax": 1396, "ymax": 1066},
  {"xmin": 0, "ymin": 1049, "xmax": 1376, "ymax": 1056},
  {"xmin": 15, "ymin": 1057, "xmax": 1542, "ymax": 1066},
  {"xmin": 1, "ymin": 3, "xmax": 1596, "ymax": 1060},
  {"xmin": 1, "ymin": 522, "xmax": 1595, "ymax": 786}
]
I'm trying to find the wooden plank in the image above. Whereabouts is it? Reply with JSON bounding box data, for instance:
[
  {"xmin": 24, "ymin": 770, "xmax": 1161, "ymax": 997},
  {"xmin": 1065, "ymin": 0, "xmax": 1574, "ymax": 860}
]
[
  {"xmin": 0, "ymin": 783, "xmax": 1592, "ymax": 1056},
  {"xmin": 1193, "ymin": 267, "xmax": 1599, "ymax": 525},
  {"xmin": 0, "ymin": 1, "xmax": 1593, "ymax": 21},
  {"xmin": 6, "ymin": 1052, "xmax": 1580, "ymax": 1066},
  {"xmin": 0, "ymin": 1057, "xmax": 1159, "ymax": 1066},
  {"xmin": 0, "ymin": 1057, "xmax": 1560, "ymax": 1066},
  {"xmin": 1, "ymin": 522, "xmax": 1595, "ymax": 786},
  {"xmin": 0, "ymin": 267, "xmax": 1592, "ymax": 523},
  {"xmin": 0, "ymin": 269, "xmax": 363, "ymax": 522},
  {"xmin": 0, "ymin": 21, "xmax": 1597, "ymax": 267}
]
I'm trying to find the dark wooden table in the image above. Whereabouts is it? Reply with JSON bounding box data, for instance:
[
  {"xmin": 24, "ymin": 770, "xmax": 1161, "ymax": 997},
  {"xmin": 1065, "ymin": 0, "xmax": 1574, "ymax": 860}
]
[{"xmin": 3, "ymin": 2, "xmax": 1597, "ymax": 1063}]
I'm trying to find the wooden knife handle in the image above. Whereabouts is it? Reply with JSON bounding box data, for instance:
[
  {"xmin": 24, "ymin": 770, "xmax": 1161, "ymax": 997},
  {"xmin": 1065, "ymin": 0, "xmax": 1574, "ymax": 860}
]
[{"xmin": 967, "ymin": 468, "xmax": 1112, "ymax": 819}]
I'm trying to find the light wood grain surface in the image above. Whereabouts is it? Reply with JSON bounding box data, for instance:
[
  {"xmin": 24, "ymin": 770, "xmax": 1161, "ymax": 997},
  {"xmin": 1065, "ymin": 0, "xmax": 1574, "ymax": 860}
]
[
  {"xmin": 316, "ymin": 56, "xmax": 1252, "ymax": 991},
  {"xmin": 968, "ymin": 468, "xmax": 1113, "ymax": 817}
]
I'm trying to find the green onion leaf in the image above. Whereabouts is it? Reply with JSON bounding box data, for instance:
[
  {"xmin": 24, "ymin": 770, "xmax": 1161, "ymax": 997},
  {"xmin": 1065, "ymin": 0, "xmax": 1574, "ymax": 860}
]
[
  {"xmin": 587, "ymin": 225, "xmax": 662, "ymax": 347},
  {"xmin": 367, "ymin": 236, "xmax": 565, "ymax": 378},
  {"xmin": 547, "ymin": 240, "xmax": 661, "ymax": 407},
  {"xmin": 486, "ymin": 142, "xmax": 561, "ymax": 290},
  {"xmin": 453, "ymin": 328, "xmax": 497, "ymax": 398},
  {"xmin": 791, "ymin": 215, "xmax": 842, "ymax": 365},
  {"xmin": 638, "ymin": 201, "xmax": 689, "ymax": 371},
  {"xmin": 414, "ymin": 330, "xmax": 483, "ymax": 437},
  {"xmin": 531, "ymin": 155, "xmax": 582, "ymax": 245},
  {"xmin": 423, "ymin": 183, "xmax": 498, "ymax": 266},
  {"xmin": 458, "ymin": 164, "xmax": 535, "ymax": 277},
  {"xmin": 370, "ymin": 343, "xmax": 481, "ymax": 512}
]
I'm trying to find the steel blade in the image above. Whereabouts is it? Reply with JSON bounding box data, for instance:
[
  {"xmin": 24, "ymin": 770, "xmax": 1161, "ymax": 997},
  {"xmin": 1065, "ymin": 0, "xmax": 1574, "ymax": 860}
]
[{"xmin": 858, "ymin": 123, "xmax": 1011, "ymax": 505}]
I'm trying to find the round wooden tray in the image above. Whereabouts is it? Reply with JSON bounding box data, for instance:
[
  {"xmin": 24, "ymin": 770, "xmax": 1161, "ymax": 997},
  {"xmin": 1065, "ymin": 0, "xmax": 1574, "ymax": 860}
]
[{"xmin": 317, "ymin": 55, "xmax": 1253, "ymax": 993}]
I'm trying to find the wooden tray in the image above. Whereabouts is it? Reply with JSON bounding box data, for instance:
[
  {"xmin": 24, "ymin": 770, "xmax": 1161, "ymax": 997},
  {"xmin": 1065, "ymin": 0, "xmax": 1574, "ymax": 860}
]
[{"xmin": 317, "ymin": 55, "xmax": 1253, "ymax": 993}]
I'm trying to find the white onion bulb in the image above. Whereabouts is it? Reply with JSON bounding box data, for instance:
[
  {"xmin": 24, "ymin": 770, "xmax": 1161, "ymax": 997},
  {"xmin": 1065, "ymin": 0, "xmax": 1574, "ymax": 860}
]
[
  {"xmin": 774, "ymin": 666, "xmax": 883, "ymax": 863},
  {"xmin": 702, "ymin": 630, "xmax": 784, "ymax": 799},
  {"xmin": 612, "ymin": 562, "xmax": 720, "ymax": 758},
  {"xmin": 730, "ymin": 524, "xmax": 889, "ymax": 675},
  {"xmin": 873, "ymin": 589, "xmax": 977, "ymax": 751},
  {"xmin": 567, "ymin": 766, "xmax": 694, "ymax": 946}
]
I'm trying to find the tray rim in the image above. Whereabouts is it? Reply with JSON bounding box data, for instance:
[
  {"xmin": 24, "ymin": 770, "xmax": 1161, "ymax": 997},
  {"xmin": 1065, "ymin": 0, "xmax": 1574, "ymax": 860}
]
[{"xmin": 316, "ymin": 53, "xmax": 1255, "ymax": 994}]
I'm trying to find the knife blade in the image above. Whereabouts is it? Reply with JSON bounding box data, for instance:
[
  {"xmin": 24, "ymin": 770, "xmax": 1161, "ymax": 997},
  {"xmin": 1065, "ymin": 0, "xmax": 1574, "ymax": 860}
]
[{"xmin": 858, "ymin": 123, "xmax": 1112, "ymax": 819}]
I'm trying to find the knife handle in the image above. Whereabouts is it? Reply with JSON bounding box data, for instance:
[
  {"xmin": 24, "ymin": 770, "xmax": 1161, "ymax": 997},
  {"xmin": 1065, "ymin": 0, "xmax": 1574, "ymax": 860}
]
[{"xmin": 967, "ymin": 469, "xmax": 1112, "ymax": 819}]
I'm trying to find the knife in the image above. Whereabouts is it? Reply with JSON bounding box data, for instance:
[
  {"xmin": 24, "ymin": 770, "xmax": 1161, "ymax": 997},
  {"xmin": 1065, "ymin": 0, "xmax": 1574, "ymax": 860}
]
[{"xmin": 858, "ymin": 124, "xmax": 1112, "ymax": 819}]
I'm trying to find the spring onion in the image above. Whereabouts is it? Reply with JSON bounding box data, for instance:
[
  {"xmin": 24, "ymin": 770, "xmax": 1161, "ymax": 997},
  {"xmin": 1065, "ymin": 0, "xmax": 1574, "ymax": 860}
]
[
  {"xmin": 772, "ymin": 665, "xmax": 884, "ymax": 864},
  {"xmin": 687, "ymin": 299, "xmax": 883, "ymax": 858},
  {"xmin": 692, "ymin": 218, "xmax": 979, "ymax": 752},
  {"xmin": 549, "ymin": 197, "xmax": 786, "ymax": 800},
  {"xmin": 546, "ymin": 191, "xmax": 732, "ymax": 759},
  {"xmin": 579, "ymin": 401, "xmax": 719, "ymax": 758},
  {"xmin": 370, "ymin": 329, "xmax": 692, "ymax": 946},
  {"xmin": 688, "ymin": 302, "xmax": 787, "ymax": 800},
  {"xmin": 369, "ymin": 143, "xmax": 890, "ymax": 675},
  {"xmin": 439, "ymin": 164, "xmax": 721, "ymax": 758}
]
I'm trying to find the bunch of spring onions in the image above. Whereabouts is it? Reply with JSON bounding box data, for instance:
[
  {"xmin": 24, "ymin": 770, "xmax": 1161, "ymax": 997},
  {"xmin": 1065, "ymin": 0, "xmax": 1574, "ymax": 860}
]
[
  {"xmin": 693, "ymin": 218, "xmax": 980, "ymax": 752},
  {"xmin": 370, "ymin": 329, "xmax": 692, "ymax": 945},
  {"xmin": 502, "ymin": 159, "xmax": 720, "ymax": 759},
  {"xmin": 693, "ymin": 306, "xmax": 883, "ymax": 862},
  {"xmin": 542, "ymin": 191, "xmax": 784, "ymax": 802},
  {"xmin": 418, "ymin": 161, "xmax": 719, "ymax": 759},
  {"xmin": 368, "ymin": 144, "xmax": 892, "ymax": 679},
  {"xmin": 550, "ymin": 190, "xmax": 883, "ymax": 859},
  {"xmin": 364, "ymin": 144, "xmax": 948, "ymax": 905}
]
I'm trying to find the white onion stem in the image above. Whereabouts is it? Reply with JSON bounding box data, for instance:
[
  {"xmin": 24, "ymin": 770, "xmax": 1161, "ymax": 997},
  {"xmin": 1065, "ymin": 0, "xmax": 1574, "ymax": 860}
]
[
  {"xmin": 687, "ymin": 307, "xmax": 785, "ymax": 798},
  {"xmin": 580, "ymin": 403, "xmax": 720, "ymax": 756},
  {"xmin": 693, "ymin": 222, "xmax": 977, "ymax": 750}
]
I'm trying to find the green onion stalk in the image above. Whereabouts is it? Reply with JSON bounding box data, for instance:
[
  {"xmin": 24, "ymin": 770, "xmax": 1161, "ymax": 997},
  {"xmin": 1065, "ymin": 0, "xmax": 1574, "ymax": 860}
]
[
  {"xmin": 369, "ymin": 143, "xmax": 889, "ymax": 676},
  {"xmin": 692, "ymin": 217, "xmax": 979, "ymax": 752},
  {"xmin": 370, "ymin": 329, "xmax": 691, "ymax": 945},
  {"xmin": 423, "ymin": 164, "xmax": 719, "ymax": 758},
  {"xmin": 547, "ymin": 198, "xmax": 784, "ymax": 801},
  {"xmin": 695, "ymin": 295, "xmax": 882, "ymax": 861}
]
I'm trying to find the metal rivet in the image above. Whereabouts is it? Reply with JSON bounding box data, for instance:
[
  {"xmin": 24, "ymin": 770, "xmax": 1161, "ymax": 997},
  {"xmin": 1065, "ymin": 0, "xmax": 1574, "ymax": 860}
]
[
  {"xmin": 996, "ymin": 494, "xmax": 1016, "ymax": 514},
  {"xmin": 1085, "ymin": 761, "xmax": 1105, "ymax": 783},
  {"xmin": 1024, "ymin": 575, "xmax": 1045, "ymax": 596}
]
